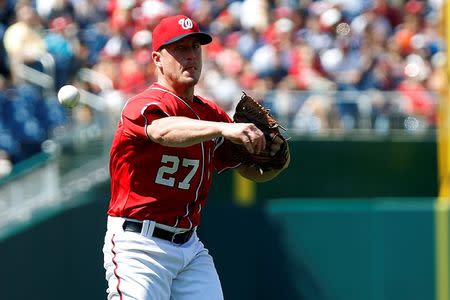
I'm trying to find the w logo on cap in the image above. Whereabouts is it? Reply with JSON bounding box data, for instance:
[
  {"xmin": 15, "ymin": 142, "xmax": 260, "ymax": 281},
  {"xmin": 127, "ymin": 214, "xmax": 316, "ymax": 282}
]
[
  {"xmin": 152, "ymin": 15, "xmax": 211, "ymax": 51},
  {"xmin": 178, "ymin": 18, "xmax": 193, "ymax": 30}
]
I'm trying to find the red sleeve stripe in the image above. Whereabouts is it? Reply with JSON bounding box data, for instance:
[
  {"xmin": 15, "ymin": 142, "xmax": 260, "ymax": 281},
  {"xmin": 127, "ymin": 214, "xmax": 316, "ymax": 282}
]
[{"xmin": 111, "ymin": 234, "xmax": 123, "ymax": 300}]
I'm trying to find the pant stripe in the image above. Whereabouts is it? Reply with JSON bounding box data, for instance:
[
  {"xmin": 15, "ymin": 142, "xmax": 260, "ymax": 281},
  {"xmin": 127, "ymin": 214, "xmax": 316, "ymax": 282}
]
[{"xmin": 111, "ymin": 234, "xmax": 123, "ymax": 300}]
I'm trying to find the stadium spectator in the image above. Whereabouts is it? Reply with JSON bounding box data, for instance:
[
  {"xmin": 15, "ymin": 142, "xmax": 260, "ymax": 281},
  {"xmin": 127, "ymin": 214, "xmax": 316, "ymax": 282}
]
[
  {"xmin": 44, "ymin": 16, "xmax": 77, "ymax": 90},
  {"xmin": 0, "ymin": 0, "xmax": 446, "ymax": 167},
  {"xmin": 3, "ymin": 2, "xmax": 47, "ymax": 83},
  {"xmin": 116, "ymin": 29, "xmax": 154, "ymax": 94}
]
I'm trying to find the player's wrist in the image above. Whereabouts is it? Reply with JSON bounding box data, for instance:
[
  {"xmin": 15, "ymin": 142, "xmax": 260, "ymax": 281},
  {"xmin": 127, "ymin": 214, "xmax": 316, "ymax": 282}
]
[{"xmin": 216, "ymin": 122, "xmax": 229, "ymax": 138}]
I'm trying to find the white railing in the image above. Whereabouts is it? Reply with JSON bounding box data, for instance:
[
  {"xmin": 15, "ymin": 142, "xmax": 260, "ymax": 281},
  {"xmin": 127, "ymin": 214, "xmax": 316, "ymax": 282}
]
[
  {"xmin": 15, "ymin": 53, "xmax": 112, "ymax": 112},
  {"xmin": 16, "ymin": 53, "xmax": 55, "ymax": 96},
  {"xmin": 255, "ymin": 89, "xmax": 438, "ymax": 136}
]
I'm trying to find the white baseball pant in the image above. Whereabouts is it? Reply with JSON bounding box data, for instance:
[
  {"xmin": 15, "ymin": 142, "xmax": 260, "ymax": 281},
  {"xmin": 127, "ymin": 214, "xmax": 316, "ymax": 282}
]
[{"xmin": 103, "ymin": 216, "xmax": 224, "ymax": 300}]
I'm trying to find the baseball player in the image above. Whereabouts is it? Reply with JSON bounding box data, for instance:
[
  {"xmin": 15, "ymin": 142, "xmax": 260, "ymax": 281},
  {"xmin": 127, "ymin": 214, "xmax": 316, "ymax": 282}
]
[{"xmin": 103, "ymin": 15, "xmax": 290, "ymax": 300}]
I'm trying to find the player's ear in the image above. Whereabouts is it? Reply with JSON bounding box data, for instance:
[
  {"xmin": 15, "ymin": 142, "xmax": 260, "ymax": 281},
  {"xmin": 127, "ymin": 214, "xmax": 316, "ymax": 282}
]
[{"xmin": 152, "ymin": 51, "xmax": 162, "ymax": 68}]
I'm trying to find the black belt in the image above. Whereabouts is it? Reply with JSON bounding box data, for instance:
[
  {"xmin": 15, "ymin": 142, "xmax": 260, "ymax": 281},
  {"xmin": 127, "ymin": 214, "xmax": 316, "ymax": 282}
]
[{"xmin": 122, "ymin": 221, "xmax": 194, "ymax": 245}]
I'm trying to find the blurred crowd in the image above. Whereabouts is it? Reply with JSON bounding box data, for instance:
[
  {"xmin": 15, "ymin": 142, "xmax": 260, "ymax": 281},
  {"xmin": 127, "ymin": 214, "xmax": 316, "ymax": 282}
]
[{"xmin": 0, "ymin": 0, "xmax": 445, "ymax": 177}]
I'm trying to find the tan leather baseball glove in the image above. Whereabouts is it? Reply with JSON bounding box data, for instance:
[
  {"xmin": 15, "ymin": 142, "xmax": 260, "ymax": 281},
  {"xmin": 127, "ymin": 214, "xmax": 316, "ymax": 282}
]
[{"xmin": 230, "ymin": 92, "xmax": 289, "ymax": 172}]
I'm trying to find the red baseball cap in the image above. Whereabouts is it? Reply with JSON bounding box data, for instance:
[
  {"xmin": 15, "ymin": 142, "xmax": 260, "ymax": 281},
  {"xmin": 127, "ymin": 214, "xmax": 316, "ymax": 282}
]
[{"xmin": 152, "ymin": 15, "xmax": 212, "ymax": 51}]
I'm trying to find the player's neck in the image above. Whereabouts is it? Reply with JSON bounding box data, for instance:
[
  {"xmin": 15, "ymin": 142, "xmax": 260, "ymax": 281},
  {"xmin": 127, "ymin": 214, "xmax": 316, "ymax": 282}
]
[{"xmin": 156, "ymin": 79, "xmax": 194, "ymax": 102}]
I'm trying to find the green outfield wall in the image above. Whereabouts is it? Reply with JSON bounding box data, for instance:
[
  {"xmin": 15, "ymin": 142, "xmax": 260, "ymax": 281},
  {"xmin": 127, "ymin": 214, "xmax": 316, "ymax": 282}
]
[
  {"xmin": 260, "ymin": 136, "xmax": 437, "ymax": 198},
  {"xmin": 209, "ymin": 136, "xmax": 438, "ymax": 202}
]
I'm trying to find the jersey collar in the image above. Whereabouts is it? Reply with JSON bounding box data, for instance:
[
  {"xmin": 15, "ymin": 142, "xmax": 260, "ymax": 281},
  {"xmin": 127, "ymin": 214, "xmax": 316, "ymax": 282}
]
[{"xmin": 150, "ymin": 83, "xmax": 205, "ymax": 105}]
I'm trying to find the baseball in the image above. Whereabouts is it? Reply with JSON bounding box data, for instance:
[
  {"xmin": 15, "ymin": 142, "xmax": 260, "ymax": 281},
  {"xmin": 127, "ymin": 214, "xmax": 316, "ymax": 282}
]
[{"xmin": 57, "ymin": 85, "xmax": 80, "ymax": 108}]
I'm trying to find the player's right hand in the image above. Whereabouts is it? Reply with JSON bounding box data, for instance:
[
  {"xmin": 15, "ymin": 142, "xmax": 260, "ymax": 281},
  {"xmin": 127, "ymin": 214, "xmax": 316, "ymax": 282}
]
[{"xmin": 220, "ymin": 122, "xmax": 266, "ymax": 154}]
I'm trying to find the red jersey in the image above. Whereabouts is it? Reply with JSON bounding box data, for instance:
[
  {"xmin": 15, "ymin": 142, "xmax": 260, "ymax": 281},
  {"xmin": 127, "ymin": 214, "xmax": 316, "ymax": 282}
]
[{"xmin": 107, "ymin": 83, "xmax": 240, "ymax": 228}]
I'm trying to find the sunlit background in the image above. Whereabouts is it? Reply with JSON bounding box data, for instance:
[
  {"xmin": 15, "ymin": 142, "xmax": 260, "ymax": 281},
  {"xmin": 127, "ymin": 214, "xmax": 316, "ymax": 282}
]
[{"xmin": 0, "ymin": 0, "xmax": 448, "ymax": 300}]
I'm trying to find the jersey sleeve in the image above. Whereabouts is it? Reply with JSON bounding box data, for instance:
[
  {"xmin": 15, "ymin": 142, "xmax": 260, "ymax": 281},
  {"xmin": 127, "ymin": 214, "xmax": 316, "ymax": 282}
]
[
  {"xmin": 121, "ymin": 99, "xmax": 170, "ymax": 140},
  {"xmin": 211, "ymin": 105, "xmax": 241, "ymax": 173}
]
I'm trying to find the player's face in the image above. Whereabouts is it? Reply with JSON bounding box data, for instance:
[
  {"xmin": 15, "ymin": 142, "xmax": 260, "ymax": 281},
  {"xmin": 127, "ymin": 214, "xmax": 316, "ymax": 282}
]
[{"xmin": 156, "ymin": 36, "xmax": 203, "ymax": 88}]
